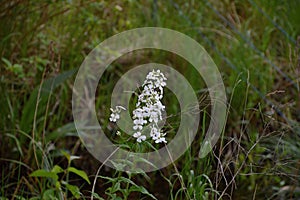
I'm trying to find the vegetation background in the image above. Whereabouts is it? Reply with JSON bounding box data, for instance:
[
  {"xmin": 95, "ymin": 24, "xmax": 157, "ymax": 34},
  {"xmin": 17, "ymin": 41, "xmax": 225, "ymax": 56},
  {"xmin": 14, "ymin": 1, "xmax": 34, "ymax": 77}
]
[{"xmin": 0, "ymin": 0, "xmax": 299, "ymax": 199}]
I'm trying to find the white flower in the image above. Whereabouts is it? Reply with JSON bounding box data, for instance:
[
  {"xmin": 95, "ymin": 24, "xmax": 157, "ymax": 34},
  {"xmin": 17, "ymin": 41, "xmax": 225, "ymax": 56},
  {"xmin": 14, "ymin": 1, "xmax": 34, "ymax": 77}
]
[
  {"xmin": 131, "ymin": 69, "xmax": 168, "ymax": 143},
  {"xmin": 133, "ymin": 131, "xmax": 141, "ymax": 138},
  {"xmin": 116, "ymin": 106, "xmax": 126, "ymax": 111},
  {"xmin": 109, "ymin": 70, "xmax": 168, "ymax": 144},
  {"xmin": 109, "ymin": 113, "xmax": 120, "ymax": 122},
  {"xmin": 133, "ymin": 124, "xmax": 143, "ymax": 130},
  {"xmin": 150, "ymin": 125, "xmax": 160, "ymax": 140},
  {"xmin": 155, "ymin": 137, "xmax": 166, "ymax": 143},
  {"xmin": 109, "ymin": 106, "xmax": 126, "ymax": 122},
  {"xmin": 137, "ymin": 135, "xmax": 146, "ymax": 143},
  {"xmin": 149, "ymin": 125, "xmax": 166, "ymax": 143},
  {"xmin": 133, "ymin": 131, "xmax": 146, "ymax": 143}
]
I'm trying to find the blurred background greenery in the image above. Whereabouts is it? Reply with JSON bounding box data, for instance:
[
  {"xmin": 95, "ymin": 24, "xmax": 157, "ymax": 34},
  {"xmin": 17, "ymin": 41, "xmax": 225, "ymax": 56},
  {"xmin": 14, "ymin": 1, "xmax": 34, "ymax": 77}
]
[{"xmin": 0, "ymin": 0, "xmax": 299, "ymax": 199}]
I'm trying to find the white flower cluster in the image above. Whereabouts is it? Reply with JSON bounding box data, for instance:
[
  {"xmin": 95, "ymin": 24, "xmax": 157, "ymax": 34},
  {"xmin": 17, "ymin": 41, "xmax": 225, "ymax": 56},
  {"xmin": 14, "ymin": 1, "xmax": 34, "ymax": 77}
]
[
  {"xmin": 109, "ymin": 106, "xmax": 126, "ymax": 122},
  {"xmin": 132, "ymin": 70, "xmax": 167, "ymax": 143},
  {"xmin": 109, "ymin": 70, "xmax": 167, "ymax": 144}
]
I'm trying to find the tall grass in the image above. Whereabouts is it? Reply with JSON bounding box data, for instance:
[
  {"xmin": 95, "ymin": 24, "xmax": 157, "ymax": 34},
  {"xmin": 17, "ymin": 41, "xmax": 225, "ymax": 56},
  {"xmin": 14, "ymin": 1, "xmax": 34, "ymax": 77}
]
[{"xmin": 1, "ymin": 0, "xmax": 299, "ymax": 199}]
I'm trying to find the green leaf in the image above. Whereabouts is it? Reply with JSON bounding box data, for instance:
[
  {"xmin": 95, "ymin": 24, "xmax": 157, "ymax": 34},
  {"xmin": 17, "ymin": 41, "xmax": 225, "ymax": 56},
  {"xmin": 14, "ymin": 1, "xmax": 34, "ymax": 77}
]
[
  {"xmin": 61, "ymin": 150, "xmax": 71, "ymax": 163},
  {"xmin": 110, "ymin": 181, "xmax": 121, "ymax": 193},
  {"xmin": 118, "ymin": 177, "xmax": 157, "ymax": 200},
  {"xmin": 61, "ymin": 151, "xmax": 81, "ymax": 164},
  {"xmin": 42, "ymin": 189, "xmax": 58, "ymax": 200},
  {"xmin": 4, "ymin": 133, "xmax": 23, "ymax": 157},
  {"xmin": 11, "ymin": 196, "xmax": 26, "ymax": 200},
  {"xmin": 30, "ymin": 169, "xmax": 58, "ymax": 181},
  {"xmin": 51, "ymin": 165, "xmax": 64, "ymax": 174},
  {"xmin": 65, "ymin": 184, "xmax": 81, "ymax": 199},
  {"xmin": 97, "ymin": 175, "xmax": 116, "ymax": 183},
  {"xmin": 11, "ymin": 64, "xmax": 23, "ymax": 76},
  {"xmin": 29, "ymin": 197, "xmax": 41, "ymax": 200},
  {"xmin": 109, "ymin": 160, "xmax": 126, "ymax": 171},
  {"xmin": 67, "ymin": 167, "xmax": 90, "ymax": 184},
  {"xmin": 105, "ymin": 193, "xmax": 122, "ymax": 200},
  {"xmin": 55, "ymin": 181, "xmax": 61, "ymax": 190},
  {"xmin": 20, "ymin": 68, "xmax": 77, "ymax": 132},
  {"xmin": 1, "ymin": 57, "xmax": 12, "ymax": 67},
  {"xmin": 91, "ymin": 192, "xmax": 105, "ymax": 200},
  {"xmin": 119, "ymin": 177, "xmax": 136, "ymax": 186},
  {"xmin": 129, "ymin": 186, "xmax": 157, "ymax": 199},
  {"xmin": 45, "ymin": 122, "xmax": 78, "ymax": 143}
]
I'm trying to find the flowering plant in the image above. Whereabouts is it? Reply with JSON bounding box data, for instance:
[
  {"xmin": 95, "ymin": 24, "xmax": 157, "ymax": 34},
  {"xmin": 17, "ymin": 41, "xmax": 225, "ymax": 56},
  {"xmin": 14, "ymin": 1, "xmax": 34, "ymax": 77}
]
[{"xmin": 109, "ymin": 70, "xmax": 167, "ymax": 143}]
